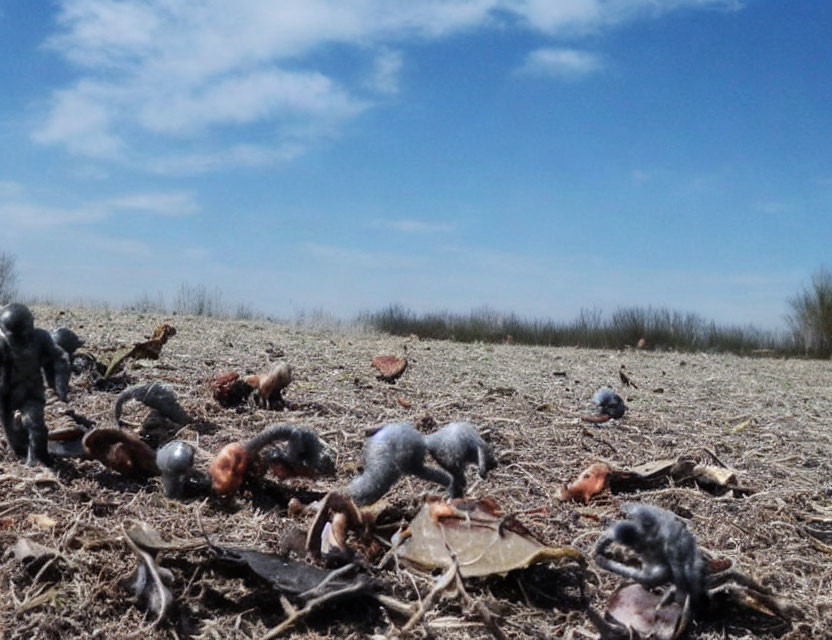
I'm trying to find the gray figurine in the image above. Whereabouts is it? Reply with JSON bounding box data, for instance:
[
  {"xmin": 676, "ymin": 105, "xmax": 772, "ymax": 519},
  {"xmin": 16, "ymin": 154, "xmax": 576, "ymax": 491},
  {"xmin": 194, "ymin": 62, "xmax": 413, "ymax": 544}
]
[
  {"xmin": 425, "ymin": 421, "xmax": 497, "ymax": 498},
  {"xmin": 594, "ymin": 502, "xmax": 706, "ymax": 610},
  {"xmin": 347, "ymin": 421, "xmax": 497, "ymax": 506},
  {"xmin": 115, "ymin": 382, "xmax": 191, "ymax": 426},
  {"xmin": 0, "ymin": 303, "xmax": 70, "ymax": 465},
  {"xmin": 156, "ymin": 440, "xmax": 196, "ymax": 499},
  {"xmin": 347, "ymin": 422, "xmax": 451, "ymax": 506},
  {"xmin": 592, "ymin": 386, "xmax": 627, "ymax": 419},
  {"xmin": 51, "ymin": 327, "xmax": 84, "ymax": 358}
]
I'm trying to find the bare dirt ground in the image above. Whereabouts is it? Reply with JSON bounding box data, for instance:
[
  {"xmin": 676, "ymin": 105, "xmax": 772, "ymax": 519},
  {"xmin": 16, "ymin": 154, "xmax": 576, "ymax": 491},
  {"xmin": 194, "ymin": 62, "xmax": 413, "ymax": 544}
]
[{"xmin": 1, "ymin": 305, "xmax": 831, "ymax": 640}]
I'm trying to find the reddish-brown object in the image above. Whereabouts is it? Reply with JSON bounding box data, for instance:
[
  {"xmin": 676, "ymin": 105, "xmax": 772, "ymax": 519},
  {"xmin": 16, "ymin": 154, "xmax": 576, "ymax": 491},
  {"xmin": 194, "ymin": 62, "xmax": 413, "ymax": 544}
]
[
  {"xmin": 244, "ymin": 362, "xmax": 292, "ymax": 408},
  {"xmin": 269, "ymin": 460, "xmax": 319, "ymax": 480},
  {"xmin": 560, "ymin": 462, "xmax": 611, "ymax": 502},
  {"xmin": 209, "ymin": 442, "xmax": 250, "ymax": 495},
  {"xmin": 207, "ymin": 371, "xmax": 253, "ymax": 407},
  {"xmin": 581, "ymin": 414, "xmax": 612, "ymax": 424},
  {"xmin": 371, "ymin": 355, "xmax": 407, "ymax": 382},
  {"xmin": 82, "ymin": 428, "xmax": 159, "ymax": 476}
]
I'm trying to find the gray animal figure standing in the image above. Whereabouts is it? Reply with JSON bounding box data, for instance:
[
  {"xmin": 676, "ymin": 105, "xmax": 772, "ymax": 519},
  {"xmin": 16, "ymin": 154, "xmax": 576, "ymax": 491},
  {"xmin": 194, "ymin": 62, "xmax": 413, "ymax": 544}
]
[
  {"xmin": 347, "ymin": 421, "xmax": 497, "ymax": 506},
  {"xmin": 0, "ymin": 303, "xmax": 70, "ymax": 466},
  {"xmin": 593, "ymin": 503, "xmax": 706, "ymax": 612},
  {"xmin": 425, "ymin": 421, "xmax": 497, "ymax": 498},
  {"xmin": 592, "ymin": 386, "xmax": 627, "ymax": 419}
]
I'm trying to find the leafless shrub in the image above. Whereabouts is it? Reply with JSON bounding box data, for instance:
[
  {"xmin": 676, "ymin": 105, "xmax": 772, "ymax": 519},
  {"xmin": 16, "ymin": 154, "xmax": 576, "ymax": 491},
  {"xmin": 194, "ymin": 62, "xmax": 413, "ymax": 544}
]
[
  {"xmin": 0, "ymin": 251, "xmax": 18, "ymax": 305},
  {"xmin": 787, "ymin": 267, "xmax": 832, "ymax": 358}
]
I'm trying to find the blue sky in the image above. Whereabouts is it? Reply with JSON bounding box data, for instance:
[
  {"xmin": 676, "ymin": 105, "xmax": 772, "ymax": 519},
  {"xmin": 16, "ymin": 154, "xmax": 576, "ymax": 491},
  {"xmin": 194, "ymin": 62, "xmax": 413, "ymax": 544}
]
[{"xmin": 0, "ymin": 0, "xmax": 829, "ymax": 329}]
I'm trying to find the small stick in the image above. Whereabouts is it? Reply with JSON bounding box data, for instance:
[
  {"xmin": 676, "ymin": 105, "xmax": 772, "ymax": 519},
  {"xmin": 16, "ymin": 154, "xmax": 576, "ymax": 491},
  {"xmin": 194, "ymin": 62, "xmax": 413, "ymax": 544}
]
[
  {"xmin": 260, "ymin": 581, "xmax": 368, "ymax": 639},
  {"xmin": 454, "ymin": 572, "xmax": 507, "ymax": 640},
  {"xmin": 400, "ymin": 562, "xmax": 458, "ymax": 634}
]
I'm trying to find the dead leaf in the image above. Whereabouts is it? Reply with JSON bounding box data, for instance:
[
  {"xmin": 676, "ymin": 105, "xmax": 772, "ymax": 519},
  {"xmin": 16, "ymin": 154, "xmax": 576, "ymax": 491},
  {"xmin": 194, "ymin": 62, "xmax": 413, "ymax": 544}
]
[
  {"xmin": 103, "ymin": 323, "xmax": 176, "ymax": 377},
  {"xmin": 125, "ymin": 522, "xmax": 205, "ymax": 553},
  {"xmin": 27, "ymin": 513, "xmax": 58, "ymax": 529},
  {"xmin": 12, "ymin": 538, "xmax": 56, "ymax": 564},
  {"xmin": 397, "ymin": 497, "xmax": 584, "ymax": 578},
  {"xmin": 371, "ymin": 355, "xmax": 407, "ymax": 382},
  {"xmin": 396, "ymin": 396, "xmax": 412, "ymax": 408},
  {"xmin": 210, "ymin": 541, "xmax": 369, "ymax": 598},
  {"xmin": 692, "ymin": 464, "xmax": 737, "ymax": 487},
  {"xmin": 591, "ymin": 583, "xmax": 684, "ymax": 640},
  {"xmin": 731, "ymin": 419, "xmax": 752, "ymax": 433},
  {"xmin": 11, "ymin": 537, "xmax": 60, "ymax": 575},
  {"xmin": 124, "ymin": 525, "xmax": 175, "ymax": 627}
]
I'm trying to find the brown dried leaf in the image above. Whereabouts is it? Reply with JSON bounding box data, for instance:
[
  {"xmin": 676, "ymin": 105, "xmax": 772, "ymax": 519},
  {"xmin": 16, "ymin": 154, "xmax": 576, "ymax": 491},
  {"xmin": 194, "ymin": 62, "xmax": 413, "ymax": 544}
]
[
  {"xmin": 606, "ymin": 584, "xmax": 684, "ymax": 640},
  {"xmin": 27, "ymin": 513, "xmax": 58, "ymax": 529},
  {"xmin": 371, "ymin": 355, "xmax": 407, "ymax": 382}
]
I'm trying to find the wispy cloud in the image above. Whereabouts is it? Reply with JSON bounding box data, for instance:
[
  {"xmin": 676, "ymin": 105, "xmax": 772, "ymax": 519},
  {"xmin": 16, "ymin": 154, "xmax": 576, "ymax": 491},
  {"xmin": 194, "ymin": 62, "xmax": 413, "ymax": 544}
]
[
  {"xmin": 146, "ymin": 143, "xmax": 305, "ymax": 175},
  {"xmin": 106, "ymin": 192, "xmax": 198, "ymax": 216},
  {"xmin": 32, "ymin": 0, "xmax": 742, "ymax": 170},
  {"xmin": 302, "ymin": 242, "xmax": 426, "ymax": 270},
  {"xmin": 371, "ymin": 218, "xmax": 455, "ymax": 233},
  {"xmin": 0, "ymin": 188, "xmax": 198, "ymax": 228},
  {"xmin": 75, "ymin": 232, "xmax": 153, "ymax": 256},
  {"xmin": 753, "ymin": 200, "xmax": 792, "ymax": 215},
  {"xmin": 366, "ymin": 49, "xmax": 403, "ymax": 95},
  {"xmin": 0, "ymin": 181, "xmax": 23, "ymax": 198},
  {"xmin": 516, "ymin": 47, "xmax": 603, "ymax": 78}
]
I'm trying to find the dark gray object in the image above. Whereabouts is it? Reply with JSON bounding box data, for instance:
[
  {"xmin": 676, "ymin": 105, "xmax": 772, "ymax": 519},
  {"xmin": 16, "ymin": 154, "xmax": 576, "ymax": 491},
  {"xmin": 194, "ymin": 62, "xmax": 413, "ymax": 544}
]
[
  {"xmin": 115, "ymin": 382, "xmax": 191, "ymax": 426},
  {"xmin": 594, "ymin": 502, "xmax": 706, "ymax": 610},
  {"xmin": 0, "ymin": 303, "xmax": 70, "ymax": 465},
  {"xmin": 592, "ymin": 386, "xmax": 627, "ymax": 419}
]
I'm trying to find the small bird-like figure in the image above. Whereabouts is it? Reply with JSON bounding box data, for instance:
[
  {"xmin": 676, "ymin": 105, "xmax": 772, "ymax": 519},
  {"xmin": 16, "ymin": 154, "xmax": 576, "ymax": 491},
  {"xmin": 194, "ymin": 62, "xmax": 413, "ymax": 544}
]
[
  {"xmin": 619, "ymin": 364, "xmax": 637, "ymax": 389},
  {"xmin": 592, "ymin": 386, "xmax": 627, "ymax": 419}
]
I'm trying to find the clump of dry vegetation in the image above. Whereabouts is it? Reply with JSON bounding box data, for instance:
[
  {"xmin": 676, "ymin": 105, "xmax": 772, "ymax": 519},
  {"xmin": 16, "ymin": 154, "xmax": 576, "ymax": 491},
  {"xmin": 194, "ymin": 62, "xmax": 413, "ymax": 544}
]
[{"xmin": 1, "ymin": 304, "xmax": 831, "ymax": 639}]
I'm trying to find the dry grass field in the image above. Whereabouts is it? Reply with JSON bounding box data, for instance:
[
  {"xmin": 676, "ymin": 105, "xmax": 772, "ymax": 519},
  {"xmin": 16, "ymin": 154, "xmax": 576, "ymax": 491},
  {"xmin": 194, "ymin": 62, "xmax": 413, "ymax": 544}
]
[{"xmin": 1, "ymin": 305, "xmax": 831, "ymax": 639}]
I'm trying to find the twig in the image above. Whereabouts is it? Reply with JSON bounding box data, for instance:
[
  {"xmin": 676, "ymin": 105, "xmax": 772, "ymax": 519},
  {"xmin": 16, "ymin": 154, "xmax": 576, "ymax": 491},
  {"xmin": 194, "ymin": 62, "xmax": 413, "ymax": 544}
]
[
  {"xmin": 454, "ymin": 572, "xmax": 507, "ymax": 640},
  {"xmin": 702, "ymin": 447, "xmax": 729, "ymax": 469},
  {"xmin": 298, "ymin": 563, "xmax": 356, "ymax": 600},
  {"xmin": 400, "ymin": 562, "xmax": 458, "ymax": 634},
  {"xmin": 260, "ymin": 580, "xmax": 368, "ymax": 639},
  {"xmin": 371, "ymin": 593, "xmax": 417, "ymax": 618}
]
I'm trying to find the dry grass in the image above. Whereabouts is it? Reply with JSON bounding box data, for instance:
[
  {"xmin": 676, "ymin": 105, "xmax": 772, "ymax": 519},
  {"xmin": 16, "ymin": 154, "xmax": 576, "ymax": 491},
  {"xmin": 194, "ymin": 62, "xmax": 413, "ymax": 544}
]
[{"xmin": 1, "ymin": 305, "xmax": 830, "ymax": 639}]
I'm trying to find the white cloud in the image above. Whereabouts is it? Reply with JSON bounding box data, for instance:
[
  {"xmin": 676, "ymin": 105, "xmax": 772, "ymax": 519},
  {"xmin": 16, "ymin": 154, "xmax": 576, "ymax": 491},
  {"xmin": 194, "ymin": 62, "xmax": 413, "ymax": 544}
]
[
  {"xmin": 137, "ymin": 68, "xmax": 365, "ymax": 135},
  {"xmin": 75, "ymin": 232, "xmax": 152, "ymax": 256},
  {"xmin": 0, "ymin": 181, "xmax": 24, "ymax": 198},
  {"xmin": 32, "ymin": 81, "xmax": 123, "ymax": 158},
  {"xmin": 107, "ymin": 192, "xmax": 198, "ymax": 216},
  {"xmin": 366, "ymin": 49, "xmax": 404, "ymax": 95},
  {"xmin": 753, "ymin": 200, "xmax": 792, "ymax": 215},
  {"xmin": 371, "ymin": 218, "xmax": 455, "ymax": 233},
  {"xmin": 33, "ymin": 0, "xmax": 744, "ymax": 169},
  {"xmin": 302, "ymin": 242, "xmax": 426, "ymax": 270},
  {"xmin": 0, "ymin": 201, "xmax": 106, "ymax": 227},
  {"xmin": 517, "ymin": 47, "xmax": 603, "ymax": 78},
  {"xmin": 146, "ymin": 143, "xmax": 305, "ymax": 175},
  {"xmin": 0, "ymin": 189, "xmax": 198, "ymax": 228}
]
